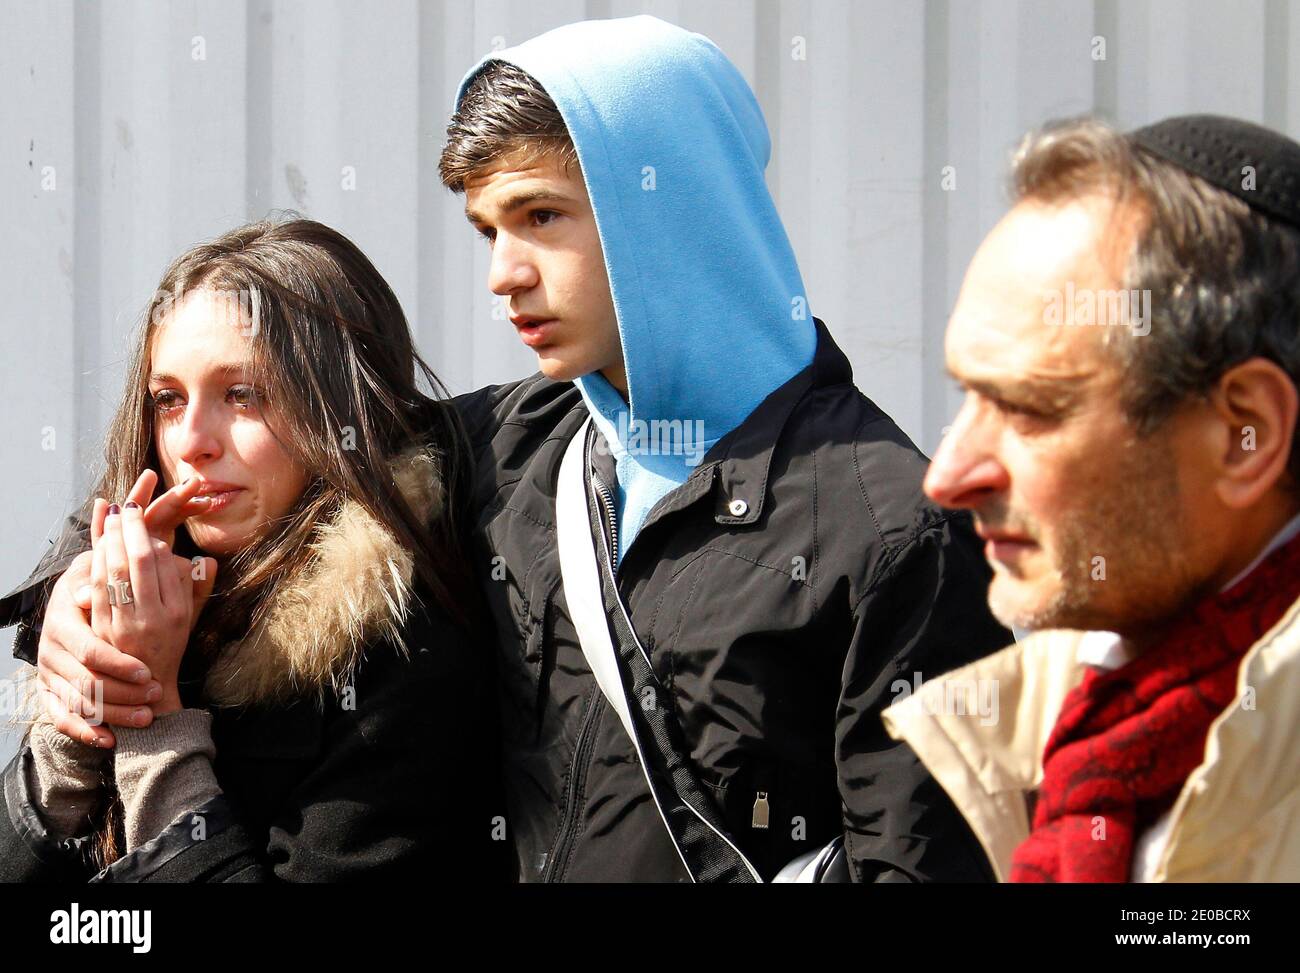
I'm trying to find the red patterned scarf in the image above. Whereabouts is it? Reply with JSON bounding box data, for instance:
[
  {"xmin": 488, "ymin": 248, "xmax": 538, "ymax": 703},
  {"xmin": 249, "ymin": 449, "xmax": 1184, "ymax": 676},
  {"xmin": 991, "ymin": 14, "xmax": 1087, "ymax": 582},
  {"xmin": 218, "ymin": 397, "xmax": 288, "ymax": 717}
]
[{"xmin": 1010, "ymin": 529, "xmax": 1300, "ymax": 882}]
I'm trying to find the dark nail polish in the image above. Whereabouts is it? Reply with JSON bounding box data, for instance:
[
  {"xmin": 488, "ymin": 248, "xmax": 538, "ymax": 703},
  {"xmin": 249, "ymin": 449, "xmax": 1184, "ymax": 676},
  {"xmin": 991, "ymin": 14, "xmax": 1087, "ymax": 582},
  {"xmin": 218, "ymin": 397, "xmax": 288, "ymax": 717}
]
[
  {"xmin": 124, "ymin": 500, "xmax": 139, "ymax": 510},
  {"xmin": 107, "ymin": 503, "xmax": 121, "ymax": 516}
]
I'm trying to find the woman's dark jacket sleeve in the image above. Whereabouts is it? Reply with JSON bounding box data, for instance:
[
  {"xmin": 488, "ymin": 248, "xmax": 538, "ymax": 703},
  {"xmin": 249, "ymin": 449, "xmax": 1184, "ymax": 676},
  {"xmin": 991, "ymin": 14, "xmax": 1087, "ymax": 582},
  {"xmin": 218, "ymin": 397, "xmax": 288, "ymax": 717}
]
[
  {"xmin": 0, "ymin": 513, "xmax": 90, "ymax": 666},
  {"xmin": 0, "ymin": 603, "xmax": 511, "ymax": 883}
]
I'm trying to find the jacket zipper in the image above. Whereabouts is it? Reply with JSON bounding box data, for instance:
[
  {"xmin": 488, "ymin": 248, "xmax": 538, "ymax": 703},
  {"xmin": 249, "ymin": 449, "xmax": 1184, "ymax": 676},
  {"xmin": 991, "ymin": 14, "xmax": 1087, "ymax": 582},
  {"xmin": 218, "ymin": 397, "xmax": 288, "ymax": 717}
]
[
  {"xmin": 591, "ymin": 473, "xmax": 620, "ymax": 573},
  {"xmin": 543, "ymin": 440, "xmax": 620, "ymax": 881},
  {"xmin": 542, "ymin": 682, "xmax": 604, "ymax": 882},
  {"xmin": 592, "ymin": 462, "xmax": 762, "ymax": 879}
]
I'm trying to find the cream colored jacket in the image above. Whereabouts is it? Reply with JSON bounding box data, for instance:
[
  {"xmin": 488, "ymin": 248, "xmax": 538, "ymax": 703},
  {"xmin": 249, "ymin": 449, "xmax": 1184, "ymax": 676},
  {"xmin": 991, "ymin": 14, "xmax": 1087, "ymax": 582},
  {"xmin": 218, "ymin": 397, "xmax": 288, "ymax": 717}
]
[{"xmin": 881, "ymin": 595, "xmax": 1300, "ymax": 882}]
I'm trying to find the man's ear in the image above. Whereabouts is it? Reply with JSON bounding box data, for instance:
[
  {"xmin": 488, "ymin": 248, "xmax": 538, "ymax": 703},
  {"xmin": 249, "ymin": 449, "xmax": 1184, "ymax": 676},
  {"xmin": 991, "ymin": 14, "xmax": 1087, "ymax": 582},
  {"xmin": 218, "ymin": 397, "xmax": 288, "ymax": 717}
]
[{"xmin": 1209, "ymin": 357, "xmax": 1299, "ymax": 509}]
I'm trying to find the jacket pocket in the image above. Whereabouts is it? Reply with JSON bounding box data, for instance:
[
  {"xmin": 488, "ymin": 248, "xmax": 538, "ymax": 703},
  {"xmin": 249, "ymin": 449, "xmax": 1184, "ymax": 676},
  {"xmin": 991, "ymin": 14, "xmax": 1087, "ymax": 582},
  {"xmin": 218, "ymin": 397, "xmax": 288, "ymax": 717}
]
[
  {"xmin": 652, "ymin": 550, "xmax": 819, "ymax": 781},
  {"xmin": 703, "ymin": 763, "xmax": 841, "ymax": 880}
]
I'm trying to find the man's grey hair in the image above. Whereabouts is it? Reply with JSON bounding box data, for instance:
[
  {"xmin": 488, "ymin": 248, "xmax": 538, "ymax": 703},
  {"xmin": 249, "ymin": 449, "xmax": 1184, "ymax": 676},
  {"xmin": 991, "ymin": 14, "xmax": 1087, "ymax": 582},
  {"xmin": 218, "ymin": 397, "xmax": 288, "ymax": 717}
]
[{"xmin": 1009, "ymin": 116, "xmax": 1300, "ymax": 488}]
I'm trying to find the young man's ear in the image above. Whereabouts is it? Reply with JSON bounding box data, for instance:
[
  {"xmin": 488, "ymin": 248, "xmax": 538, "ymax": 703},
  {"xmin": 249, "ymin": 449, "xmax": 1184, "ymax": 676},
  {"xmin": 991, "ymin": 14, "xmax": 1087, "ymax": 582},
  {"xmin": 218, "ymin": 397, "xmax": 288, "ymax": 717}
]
[{"xmin": 1209, "ymin": 357, "xmax": 1299, "ymax": 508}]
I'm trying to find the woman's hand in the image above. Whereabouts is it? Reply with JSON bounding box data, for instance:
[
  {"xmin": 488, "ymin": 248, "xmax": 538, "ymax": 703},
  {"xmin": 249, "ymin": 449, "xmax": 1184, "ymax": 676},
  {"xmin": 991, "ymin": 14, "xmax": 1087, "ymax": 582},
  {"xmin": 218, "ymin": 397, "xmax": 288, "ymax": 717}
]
[
  {"xmin": 36, "ymin": 550, "xmax": 162, "ymax": 747},
  {"xmin": 89, "ymin": 497, "xmax": 217, "ymax": 715},
  {"xmin": 37, "ymin": 470, "xmax": 216, "ymax": 743},
  {"xmin": 66, "ymin": 469, "xmax": 213, "ymax": 609},
  {"xmin": 130, "ymin": 468, "xmax": 215, "ymax": 549}
]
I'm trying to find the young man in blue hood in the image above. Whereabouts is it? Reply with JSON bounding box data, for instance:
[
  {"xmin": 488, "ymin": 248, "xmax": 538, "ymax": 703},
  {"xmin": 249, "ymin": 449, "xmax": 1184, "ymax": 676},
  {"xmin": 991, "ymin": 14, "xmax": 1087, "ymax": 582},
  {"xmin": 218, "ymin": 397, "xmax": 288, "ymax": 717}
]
[
  {"xmin": 437, "ymin": 16, "xmax": 1011, "ymax": 882},
  {"xmin": 6, "ymin": 16, "xmax": 1011, "ymax": 882}
]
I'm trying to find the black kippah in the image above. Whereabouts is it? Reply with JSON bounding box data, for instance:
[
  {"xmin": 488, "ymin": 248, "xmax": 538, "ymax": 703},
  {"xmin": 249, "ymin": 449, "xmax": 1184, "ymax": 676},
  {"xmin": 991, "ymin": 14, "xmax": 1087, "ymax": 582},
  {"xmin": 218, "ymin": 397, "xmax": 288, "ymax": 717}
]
[{"xmin": 1128, "ymin": 114, "xmax": 1300, "ymax": 229}]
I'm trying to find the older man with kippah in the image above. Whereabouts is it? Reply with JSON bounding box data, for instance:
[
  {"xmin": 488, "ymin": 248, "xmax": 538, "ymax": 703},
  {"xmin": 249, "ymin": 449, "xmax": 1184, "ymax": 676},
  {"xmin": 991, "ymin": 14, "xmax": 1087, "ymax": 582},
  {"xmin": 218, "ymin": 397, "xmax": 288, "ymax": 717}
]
[{"xmin": 883, "ymin": 115, "xmax": 1300, "ymax": 882}]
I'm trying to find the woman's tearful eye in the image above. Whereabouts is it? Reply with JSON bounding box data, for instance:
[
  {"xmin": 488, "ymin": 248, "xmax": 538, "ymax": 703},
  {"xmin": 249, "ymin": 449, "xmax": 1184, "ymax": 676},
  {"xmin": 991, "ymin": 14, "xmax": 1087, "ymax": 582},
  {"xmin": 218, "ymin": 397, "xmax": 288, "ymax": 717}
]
[
  {"xmin": 228, "ymin": 385, "xmax": 261, "ymax": 409},
  {"xmin": 150, "ymin": 385, "xmax": 263, "ymax": 417},
  {"xmin": 151, "ymin": 390, "xmax": 183, "ymax": 416}
]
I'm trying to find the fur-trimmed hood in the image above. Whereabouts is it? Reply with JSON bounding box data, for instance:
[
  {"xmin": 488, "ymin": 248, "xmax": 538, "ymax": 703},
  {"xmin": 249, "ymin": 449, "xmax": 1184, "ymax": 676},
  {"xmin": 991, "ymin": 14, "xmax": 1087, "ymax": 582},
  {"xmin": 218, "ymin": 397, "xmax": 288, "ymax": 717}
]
[{"xmin": 201, "ymin": 446, "xmax": 443, "ymax": 709}]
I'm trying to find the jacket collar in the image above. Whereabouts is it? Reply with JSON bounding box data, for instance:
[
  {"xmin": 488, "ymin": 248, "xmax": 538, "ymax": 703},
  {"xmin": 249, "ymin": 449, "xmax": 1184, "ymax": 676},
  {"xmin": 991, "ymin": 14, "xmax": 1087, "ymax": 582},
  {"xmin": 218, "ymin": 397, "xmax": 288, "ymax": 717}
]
[
  {"xmin": 201, "ymin": 446, "xmax": 442, "ymax": 709},
  {"xmin": 634, "ymin": 318, "xmax": 852, "ymax": 534}
]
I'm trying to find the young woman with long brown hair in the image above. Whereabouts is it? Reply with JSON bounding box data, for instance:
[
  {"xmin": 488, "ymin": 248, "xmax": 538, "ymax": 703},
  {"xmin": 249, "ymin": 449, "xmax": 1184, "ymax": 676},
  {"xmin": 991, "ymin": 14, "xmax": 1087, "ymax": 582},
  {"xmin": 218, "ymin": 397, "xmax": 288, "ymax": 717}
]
[{"xmin": 0, "ymin": 218, "xmax": 508, "ymax": 881}]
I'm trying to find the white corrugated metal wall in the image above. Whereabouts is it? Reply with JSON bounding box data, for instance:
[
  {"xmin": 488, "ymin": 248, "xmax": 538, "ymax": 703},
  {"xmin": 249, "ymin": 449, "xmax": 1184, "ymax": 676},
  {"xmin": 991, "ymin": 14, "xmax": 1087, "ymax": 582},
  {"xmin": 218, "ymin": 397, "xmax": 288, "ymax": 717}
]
[{"xmin": 3, "ymin": 0, "xmax": 1298, "ymax": 749}]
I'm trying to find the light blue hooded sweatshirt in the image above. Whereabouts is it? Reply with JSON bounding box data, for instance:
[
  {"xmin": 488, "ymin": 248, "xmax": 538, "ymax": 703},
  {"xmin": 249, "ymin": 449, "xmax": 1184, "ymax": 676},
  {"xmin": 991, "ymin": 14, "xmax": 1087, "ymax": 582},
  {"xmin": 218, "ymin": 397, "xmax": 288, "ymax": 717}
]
[{"xmin": 455, "ymin": 16, "xmax": 817, "ymax": 565}]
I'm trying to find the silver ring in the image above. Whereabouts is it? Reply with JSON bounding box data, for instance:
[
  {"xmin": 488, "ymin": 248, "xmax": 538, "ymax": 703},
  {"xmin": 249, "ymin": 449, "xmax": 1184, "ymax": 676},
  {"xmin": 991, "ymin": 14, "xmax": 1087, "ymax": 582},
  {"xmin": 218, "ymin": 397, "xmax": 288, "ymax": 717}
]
[{"xmin": 106, "ymin": 579, "xmax": 133, "ymax": 607}]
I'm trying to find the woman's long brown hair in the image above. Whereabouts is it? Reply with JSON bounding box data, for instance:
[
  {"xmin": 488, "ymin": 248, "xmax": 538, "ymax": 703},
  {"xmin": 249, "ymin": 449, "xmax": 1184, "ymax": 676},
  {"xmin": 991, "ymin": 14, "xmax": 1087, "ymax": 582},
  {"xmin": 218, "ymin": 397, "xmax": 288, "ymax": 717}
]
[
  {"xmin": 97, "ymin": 218, "xmax": 479, "ymax": 640},
  {"xmin": 80, "ymin": 218, "xmax": 483, "ymax": 865}
]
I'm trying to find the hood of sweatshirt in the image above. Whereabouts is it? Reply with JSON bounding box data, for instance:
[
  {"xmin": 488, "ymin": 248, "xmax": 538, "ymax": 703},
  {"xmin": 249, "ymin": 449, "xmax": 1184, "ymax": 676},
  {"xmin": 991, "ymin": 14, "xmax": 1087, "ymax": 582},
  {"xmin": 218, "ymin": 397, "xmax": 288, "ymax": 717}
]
[{"xmin": 455, "ymin": 15, "xmax": 817, "ymax": 562}]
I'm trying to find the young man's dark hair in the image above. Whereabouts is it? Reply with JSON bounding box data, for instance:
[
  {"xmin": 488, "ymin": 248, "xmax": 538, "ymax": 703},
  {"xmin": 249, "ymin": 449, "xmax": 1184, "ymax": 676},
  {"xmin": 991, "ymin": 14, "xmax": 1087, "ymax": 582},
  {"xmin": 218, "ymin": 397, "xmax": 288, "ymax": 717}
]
[{"xmin": 439, "ymin": 61, "xmax": 577, "ymax": 192}]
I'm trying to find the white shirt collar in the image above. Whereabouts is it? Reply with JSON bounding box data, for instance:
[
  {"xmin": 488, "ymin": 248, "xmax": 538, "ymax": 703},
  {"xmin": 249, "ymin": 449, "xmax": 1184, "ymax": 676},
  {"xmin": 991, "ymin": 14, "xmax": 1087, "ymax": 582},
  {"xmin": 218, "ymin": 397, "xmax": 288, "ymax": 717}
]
[{"xmin": 1075, "ymin": 630, "xmax": 1130, "ymax": 670}]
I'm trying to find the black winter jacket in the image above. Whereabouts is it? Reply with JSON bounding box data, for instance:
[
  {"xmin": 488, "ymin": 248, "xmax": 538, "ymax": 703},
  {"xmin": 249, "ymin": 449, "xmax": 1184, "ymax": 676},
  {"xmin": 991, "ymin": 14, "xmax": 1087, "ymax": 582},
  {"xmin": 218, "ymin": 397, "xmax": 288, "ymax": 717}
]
[
  {"xmin": 457, "ymin": 319, "xmax": 1012, "ymax": 882},
  {"xmin": 0, "ymin": 450, "xmax": 510, "ymax": 883}
]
